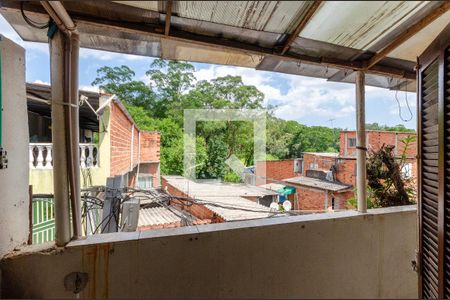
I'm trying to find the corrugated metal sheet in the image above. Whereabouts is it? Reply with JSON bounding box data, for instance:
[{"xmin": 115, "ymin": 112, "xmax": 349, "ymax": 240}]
[
  {"xmin": 201, "ymin": 196, "xmax": 270, "ymax": 221},
  {"xmin": 300, "ymin": 1, "xmax": 430, "ymax": 51},
  {"xmin": 138, "ymin": 207, "xmax": 181, "ymax": 227},
  {"xmin": 172, "ymin": 1, "xmax": 311, "ymax": 34},
  {"xmin": 283, "ymin": 176, "xmax": 351, "ymax": 192},
  {"xmin": 389, "ymin": 10, "xmax": 450, "ymax": 61}
]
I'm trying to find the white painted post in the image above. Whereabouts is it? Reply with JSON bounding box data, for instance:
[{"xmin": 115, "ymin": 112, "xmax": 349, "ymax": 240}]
[
  {"xmin": 356, "ymin": 71, "xmax": 367, "ymax": 213},
  {"xmin": 36, "ymin": 145, "xmax": 44, "ymax": 168},
  {"xmin": 29, "ymin": 145, "xmax": 35, "ymax": 168},
  {"xmin": 48, "ymin": 145, "xmax": 53, "ymax": 168},
  {"xmin": 87, "ymin": 144, "xmax": 94, "ymax": 167},
  {"xmin": 80, "ymin": 145, "xmax": 86, "ymax": 168}
]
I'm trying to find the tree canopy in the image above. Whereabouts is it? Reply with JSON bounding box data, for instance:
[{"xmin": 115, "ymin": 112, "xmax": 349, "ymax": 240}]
[{"xmin": 92, "ymin": 59, "xmax": 415, "ymax": 180}]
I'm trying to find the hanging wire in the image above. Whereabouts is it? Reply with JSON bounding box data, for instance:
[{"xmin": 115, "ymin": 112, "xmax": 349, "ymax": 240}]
[
  {"xmin": 394, "ymin": 79, "xmax": 413, "ymax": 122},
  {"xmin": 21, "ymin": 1, "xmax": 49, "ymax": 29}
]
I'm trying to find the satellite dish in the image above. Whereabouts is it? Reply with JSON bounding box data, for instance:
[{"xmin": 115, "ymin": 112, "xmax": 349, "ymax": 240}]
[
  {"xmin": 283, "ymin": 200, "xmax": 292, "ymax": 211},
  {"xmin": 270, "ymin": 202, "xmax": 279, "ymax": 211}
]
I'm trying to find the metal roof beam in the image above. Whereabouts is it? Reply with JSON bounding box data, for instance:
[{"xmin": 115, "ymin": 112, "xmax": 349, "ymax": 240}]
[
  {"xmin": 365, "ymin": 1, "xmax": 450, "ymax": 69},
  {"xmin": 1, "ymin": 3, "xmax": 415, "ymax": 80},
  {"xmin": 165, "ymin": 0, "xmax": 173, "ymax": 36},
  {"xmin": 280, "ymin": 1, "xmax": 322, "ymax": 55}
]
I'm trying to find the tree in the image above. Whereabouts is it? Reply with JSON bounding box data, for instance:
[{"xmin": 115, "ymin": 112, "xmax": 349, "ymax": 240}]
[
  {"xmin": 146, "ymin": 59, "xmax": 196, "ymax": 120},
  {"xmin": 365, "ymin": 122, "xmax": 415, "ymax": 133},
  {"xmin": 91, "ymin": 66, "xmax": 155, "ymax": 109}
]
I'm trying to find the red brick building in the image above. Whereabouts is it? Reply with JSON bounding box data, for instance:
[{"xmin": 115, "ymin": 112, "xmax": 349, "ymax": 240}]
[
  {"xmin": 256, "ymin": 130, "xmax": 417, "ymax": 211},
  {"xmin": 105, "ymin": 98, "xmax": 161, "ymax": 188},
  {"xmin": 255, "ymin": 159, "xmax": 302, "ymax": 186}
]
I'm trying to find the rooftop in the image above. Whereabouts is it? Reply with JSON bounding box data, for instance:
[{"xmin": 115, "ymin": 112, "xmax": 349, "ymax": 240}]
[
  {"xmin": 138, "ymin": 206, "xmax": 182, "ymax": 229},
  {"xmin": 163, "ymin": 176, "xmax": 278, "ymax": 198},
  {"xmin": 283, "ymin": 176, "xmax": 352, "ymax": 192},
  {"xmin": 163, "ymin": 176, "xmax": 274, "ymax": 221}
]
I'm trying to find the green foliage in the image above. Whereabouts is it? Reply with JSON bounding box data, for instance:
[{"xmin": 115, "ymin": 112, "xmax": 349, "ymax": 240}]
[
  {"xmin": 92, "ymin": 66, "xmax": 155, "ymax": 109},
  {"xmin": 93, "ymin": 60, "xmax": 413, "ymax": 181},
  {"xmin": 365, "ymin": 122, "xmax": 415, "ymax": 133},
  {"xmin": 346, "ymin": 187, "xmax": 380, "ymax": 209}
]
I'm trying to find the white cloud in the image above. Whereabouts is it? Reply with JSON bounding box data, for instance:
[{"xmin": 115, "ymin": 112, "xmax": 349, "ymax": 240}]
[
  {"xmin": 80, "ymin": 85, "xmax": 100, "ymax": 93},
  {"xmin": 193, "ymin": 65, "xmax": 360, "ymax": 121},
  {"xmin": 33, "ymin": 79, "xmax": 50, "ymax": 85}
]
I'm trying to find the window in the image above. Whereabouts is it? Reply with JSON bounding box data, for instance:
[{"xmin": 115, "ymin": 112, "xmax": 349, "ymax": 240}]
[
  {"xmin": 348, "ymin": 138, "xmax": 356, "ymax": 147},
  {"xmin": 331, "ymin": 198, "xmax": 335, "ymax": 210},
  {"xmin": 309, "ymin": 162, "xmax": 318, "ymax": 170}
]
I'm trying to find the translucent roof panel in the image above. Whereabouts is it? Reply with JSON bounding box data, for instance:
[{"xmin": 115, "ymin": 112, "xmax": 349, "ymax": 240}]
[{"xmin": 300, "ymin": 1, "xmax": 430, "ymax": 51}]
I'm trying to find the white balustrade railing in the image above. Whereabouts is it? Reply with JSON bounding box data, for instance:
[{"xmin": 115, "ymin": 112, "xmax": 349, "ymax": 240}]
[{"xmin": 29, "ymin": 143, "xmax": 98, "ymax": 169}]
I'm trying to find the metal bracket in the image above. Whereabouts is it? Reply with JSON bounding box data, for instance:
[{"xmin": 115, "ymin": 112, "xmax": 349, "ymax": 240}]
[{"xmin": 0, "ymin": 147, "xmax": 7, "ymax": 169}]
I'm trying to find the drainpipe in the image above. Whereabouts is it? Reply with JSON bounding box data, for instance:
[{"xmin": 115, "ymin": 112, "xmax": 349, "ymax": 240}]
[
  {"xmin": 49, "ymin": 31, "xmax": 71, "ymax": 245},
  {"xmin": 355, "ymin": 71, "xmax": 367, "ymax": 213},
  {"xmin": 41, "ymin": 1, "xmax": 81, "ymax": 241}
]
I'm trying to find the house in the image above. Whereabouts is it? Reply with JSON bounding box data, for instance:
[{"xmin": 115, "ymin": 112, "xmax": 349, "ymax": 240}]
[
  {"xmin": 0, "ymin": 1, "xmax": 448, "ymax": 299},
  {"xmin": 256, "ymin": 131, "xmax": 417, "ymax": 210},
  {"xmin": 27, "ymin": 83, "xmax": 161, "ymax": 194}
]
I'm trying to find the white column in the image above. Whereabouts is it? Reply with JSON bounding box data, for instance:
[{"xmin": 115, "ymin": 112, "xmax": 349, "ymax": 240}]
[
  {"xmin": 80, "ymin": 145, "xmax": 86, "ymax": 168},
  {"xmin": 44, "ymin": 145, "xmax": 53, "ymax": 169},
  {"xmin": 48, "ymin": 145, "xmax": 53, "ymax": 168},
  {"xmin": 87, "ymin": 144, "xmax": 94, "ymax": 167},
  {"xmin": 29, "ymin": 145, "xmax": 35, "ymax": 168},
  {"xmin": 36, "ymin": 145, "xmax": 44, "ymax": 168},
  {"xmin": 356, "ymin": 71, "xmax": 367, "ymax": 213}
]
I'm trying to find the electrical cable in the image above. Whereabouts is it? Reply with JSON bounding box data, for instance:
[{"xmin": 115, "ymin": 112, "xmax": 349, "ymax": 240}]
[
  {"xmin": 394, "ymin": 80, "xmax": 413, "ymax": 122},
  {"xmin": 21, "ymin": 1, "xmax": 49, "ymax": 29}
]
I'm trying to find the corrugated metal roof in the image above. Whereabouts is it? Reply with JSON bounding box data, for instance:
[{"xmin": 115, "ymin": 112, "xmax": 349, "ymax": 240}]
[
  {"xmin": 259, "ymin": 183, "xmax": 286, "ymax": 192},
  {"xmin": 200, "ymin": 196, "xmax": 270, "ymax": 221},
  {"xmin": 283, "ymin": 176, "xmax": 351, "ymax": 192},
  {"xmin": 172, "ymin": 1, "xmax": 311, "ymax": 34},
  {"xmin": 163, "ymin": 176, "xmax": 278, "ymax": 198},
  {"xmin": 2, "ymin": 0, "xmax": 449, "ymax": 92},
  {"xmin": 138, "ymin": 206, "xmax": 181, "ymax": 227},
  {"xmin": 300, "ymin": 1, "xmax": 430, "ymax": 51},
  {"xmin": 163, "ymin": 176, "xmax": 273, "ymax": 221}
]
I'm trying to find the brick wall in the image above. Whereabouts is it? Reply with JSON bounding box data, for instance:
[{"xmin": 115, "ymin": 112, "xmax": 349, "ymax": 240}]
[
  {"xmin": 110, "ymin": 101, "xmax": 135, "ymax": 176},
  {"xmin": 109, "ymin": 101, "xmax": 161, "ymax": 187},
  {"xmin": 255, "ymin": 159, "xmax": 301, "ymax": 186},
  {"xmin": 335, "ymin": 158, "xmax": 357, "ymax": 186},
  {"xmin": 303, "ymin": 153, "xmax": 336, "ymax": 172},
  {"xmin": 290, "ymin": 185, "xmax": 352, "ymax": 211},
  {"xmin": 161, "ymin": 178, "xmax": 223, "ymax": 223},
  {"xmin": 340, "ymin": 131, "xmax": 417, "ymax": 158},
  {"xmin": 140, "ymin": 131, "xmax": 160, "ymax": 162}
]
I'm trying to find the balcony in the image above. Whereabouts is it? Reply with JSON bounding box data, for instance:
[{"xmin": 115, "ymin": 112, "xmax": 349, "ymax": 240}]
[
  {"xmin": 29, "ymin": 143, "xmax": 99, "ymax": 169},
  {"xmin": 0, "ymin": 205, "xmax": 417, "ymax": 298}
]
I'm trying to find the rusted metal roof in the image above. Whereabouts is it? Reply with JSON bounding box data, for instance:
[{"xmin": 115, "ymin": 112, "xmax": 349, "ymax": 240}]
[
  {"xmin": 283, "ymin": 176, "xmax": 352, "ymax": 192},
  {"xmin": 1, "ymin": 1, "xmax": 449, "ymax": 91}
]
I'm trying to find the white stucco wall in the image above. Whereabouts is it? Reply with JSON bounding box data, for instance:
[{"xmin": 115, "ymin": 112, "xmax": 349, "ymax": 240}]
[
  {"xmin": 1, "ymin": 206, "xmax": 418, "ymax": 299},
  {"xmin": 0, "ymin": 36, "xmax": 29, "ymax": 258}
]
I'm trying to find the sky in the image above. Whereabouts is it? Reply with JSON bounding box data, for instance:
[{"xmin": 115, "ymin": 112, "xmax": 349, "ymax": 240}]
[{"xmin": 0, "ymin": 15, "xmax": 416, "ymax": 130}]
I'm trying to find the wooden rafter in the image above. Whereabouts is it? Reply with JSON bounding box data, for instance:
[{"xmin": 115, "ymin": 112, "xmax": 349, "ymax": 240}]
[
  {"xmin": 365, "ymin": 1, "xmax": 450, "ymax": 69},
  {"xmin": 165, "ymin": 0, "xmax": 173, "ymax": 36},
  {"xmin": 280, "ymin": 1, "xmax": 322, "ymax": 55}
]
